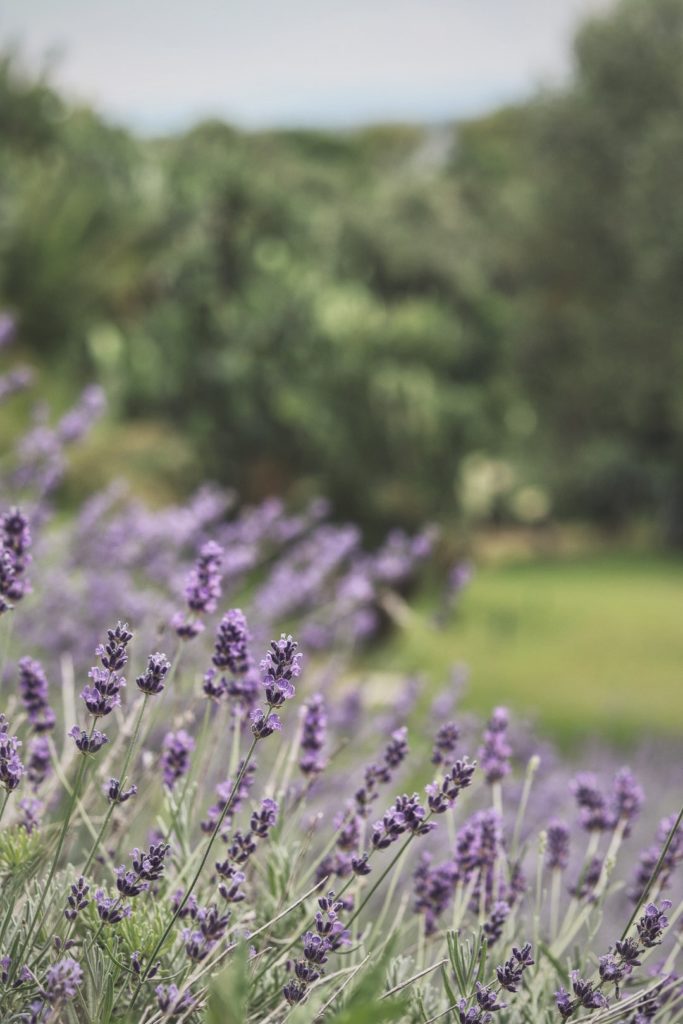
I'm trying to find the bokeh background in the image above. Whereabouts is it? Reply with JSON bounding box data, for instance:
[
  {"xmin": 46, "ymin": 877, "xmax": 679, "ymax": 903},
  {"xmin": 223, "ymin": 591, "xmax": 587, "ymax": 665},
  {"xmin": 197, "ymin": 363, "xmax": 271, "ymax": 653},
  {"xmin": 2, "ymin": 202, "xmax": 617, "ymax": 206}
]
[{"xmin": 1, "ymin": 0, "xmax": 682, "ymax": 744}]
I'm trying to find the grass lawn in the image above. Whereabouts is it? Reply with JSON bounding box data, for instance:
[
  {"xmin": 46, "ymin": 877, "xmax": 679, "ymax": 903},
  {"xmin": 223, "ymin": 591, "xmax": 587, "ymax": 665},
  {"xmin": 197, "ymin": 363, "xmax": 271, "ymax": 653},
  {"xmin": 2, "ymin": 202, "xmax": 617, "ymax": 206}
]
[{"xmin": 362, "ymin": 552, "xmax": 683, "ymax": 746}]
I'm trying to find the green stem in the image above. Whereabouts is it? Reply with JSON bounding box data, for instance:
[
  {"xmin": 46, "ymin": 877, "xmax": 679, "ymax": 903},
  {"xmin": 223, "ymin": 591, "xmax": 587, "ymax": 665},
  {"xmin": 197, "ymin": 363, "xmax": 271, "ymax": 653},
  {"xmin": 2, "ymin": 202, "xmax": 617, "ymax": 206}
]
[{"xmin": 0, "ymin": 789, "xmax": 10, "ymax": 827}]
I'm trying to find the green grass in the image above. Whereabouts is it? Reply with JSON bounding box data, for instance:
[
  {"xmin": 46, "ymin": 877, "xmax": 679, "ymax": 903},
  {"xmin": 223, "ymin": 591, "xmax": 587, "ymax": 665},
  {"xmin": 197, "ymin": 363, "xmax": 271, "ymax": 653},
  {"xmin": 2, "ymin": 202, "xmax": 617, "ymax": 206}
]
[{"xmin": 363, "ymin": 552, "xmax": 683, "ymax": 746}]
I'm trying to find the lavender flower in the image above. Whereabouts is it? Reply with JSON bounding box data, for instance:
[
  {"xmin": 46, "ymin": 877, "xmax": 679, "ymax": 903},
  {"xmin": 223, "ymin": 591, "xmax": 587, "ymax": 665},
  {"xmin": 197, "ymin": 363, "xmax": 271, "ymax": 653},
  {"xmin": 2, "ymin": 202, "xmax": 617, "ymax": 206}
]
[
  {"xmin": 425, "ymin": 757, "xmax": 476, "ymax": 813},
  {"xmin": 261, "ymin": 633, "xmax": 302, "ymax": 706},
  {"xmin": 94, "ymin": 888, "xmax": 131, "ymax": 925},
  {"xmin": 284, "ymin": 891, "xmax": 349, "ymax": 1005},
  {"xmin": 636, "ymin": 900, "xmax": 672, "ymax": 948},
  {"xmin": 413, "ymin": 852, "xmax": 457, "ymax": 935},
  {"xmin": 64, "ymin": 877, "xmax": 90, "ymax": 921},
  {"xmin": 432, "ymin": 720, "xmax": 460, "ymax": 765},
  {"xmin": 96, "ymin": 621, "xmax": 133, "ymax": 671},
  {"xmin": 299, "ymin": 694, "xmax": 327, "ymax": 775},
  {"xmin": 546, "ymin": 819, "xmax": 570, "ymax": 870},
  {"xmin": 106, "ymin": 778, "xmax": 138, "ymax": 803},
  {"xmin": 161, "ymin": 730, "xmax": 195, "ymax": 790},
  {"xmin": 0, "ymin": 507, "xmax": 31, "ymax": 610},
  {"xmin": 250, "ymin": 798, "xmax": 278, "ymax": 838},
  {"xmin": 372, "ymin": 793, "xmax": 434, "ymax": 849},
  {"xmin": 250, "ymin": 709, "xmax": 282, "ymax": 739},
  {"xmin": 43, "ymin": 957, "xmax": 83, "ymax": 1003},
  {"xmin": 212, "ymin": 608, "xmax": 252, "ymax": 675},
  {"xmin": 26, "ymin": 735, "xmax": 51, "ymax": 787},
  {"xmin": 612, "ymin": 766, "xmax": 644, "ymax": 835},
  {"xmin": 496, "ymin": 943, "xmax": 534, "ymax": 992},
  {"xmin": 81, "ymin": 622, "xmax": 132, "ymax": 718},
  {"xmin": 173, "ymin": 540, "xmax": 224, "ymax": 638},
  {"xmin": 69, "ymin": 726, "xmax": 108, "ymax": 756},
  {"xmin": 136, "ymin": 652, "xmax": 171, "ymax": 696},
  {"xmin": 570, "ymin": 772, "xmax": 613, "ymax": 832},
  {"xmin": 0, "ymin": 717, "xmax": 24, "ymax": 791},
  {"xmin": 18, "ymin": 657, "xmax": 55, "ymax": 733},
  {"xmin": 18, "ymin": 796, "xmax": 42, "ymax": 832},
  {"xmin": 478, "ymin": 707, "xmax": 512, "ymax": 784},
  {"xmin": 155, "ymin": 983, "xmax": 197, "ymax": 1016},
  {"xmin": 484, "ymin": 900, "xmax": 510, "ymax": 942}
]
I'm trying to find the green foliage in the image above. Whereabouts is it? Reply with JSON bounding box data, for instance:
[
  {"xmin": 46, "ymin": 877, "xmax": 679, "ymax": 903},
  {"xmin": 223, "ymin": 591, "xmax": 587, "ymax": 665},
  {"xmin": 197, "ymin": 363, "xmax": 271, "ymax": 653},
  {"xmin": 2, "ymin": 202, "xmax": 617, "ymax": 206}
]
[
  {"xmin": 3, "ymin": 0, "xmax": 683, "ymax": 538},
  {"xmin": 207, "ymin": 943, "xmax": 249, "ymax": 1024},
  {"xmin": 0, "ymin": 823, "xmax": 48, "ymax": 884}
]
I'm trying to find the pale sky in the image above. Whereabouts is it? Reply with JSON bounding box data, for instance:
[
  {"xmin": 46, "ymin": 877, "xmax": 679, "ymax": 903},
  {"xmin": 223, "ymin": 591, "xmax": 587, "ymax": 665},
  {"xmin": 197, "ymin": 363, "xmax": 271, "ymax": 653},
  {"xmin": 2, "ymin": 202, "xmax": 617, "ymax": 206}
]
[{"xmin": 1, "ymin": 0, "xmax": 614, "ymax": 132}]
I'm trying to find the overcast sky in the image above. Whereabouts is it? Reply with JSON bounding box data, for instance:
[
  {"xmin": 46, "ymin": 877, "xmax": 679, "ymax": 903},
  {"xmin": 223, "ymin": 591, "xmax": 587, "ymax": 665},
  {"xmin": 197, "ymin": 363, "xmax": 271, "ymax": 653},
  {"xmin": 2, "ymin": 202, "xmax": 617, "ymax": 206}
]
[{"xmin": 2, "ymin": 0, "xmax": 614, "ymax": 132}]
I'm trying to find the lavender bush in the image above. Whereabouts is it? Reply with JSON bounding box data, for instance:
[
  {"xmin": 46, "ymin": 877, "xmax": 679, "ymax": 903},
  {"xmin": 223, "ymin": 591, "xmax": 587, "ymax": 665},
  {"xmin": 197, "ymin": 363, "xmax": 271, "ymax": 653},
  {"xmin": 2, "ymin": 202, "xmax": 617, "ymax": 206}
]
[{"xmin": 0, "ymin": 330, "xmax": 681, "ymax": 1023}]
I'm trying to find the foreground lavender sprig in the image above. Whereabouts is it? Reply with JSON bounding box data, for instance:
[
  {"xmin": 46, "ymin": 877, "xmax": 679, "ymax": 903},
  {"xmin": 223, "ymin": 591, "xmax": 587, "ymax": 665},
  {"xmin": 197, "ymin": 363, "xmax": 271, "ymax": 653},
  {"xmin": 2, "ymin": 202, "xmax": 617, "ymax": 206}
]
[
  {"xmin": 129, "ymin": 627, "xmax": 302, "ymax": 1005},
  {"xmin": 554, "ymin": 900, "xmax": 673, "ymax": 1020}
]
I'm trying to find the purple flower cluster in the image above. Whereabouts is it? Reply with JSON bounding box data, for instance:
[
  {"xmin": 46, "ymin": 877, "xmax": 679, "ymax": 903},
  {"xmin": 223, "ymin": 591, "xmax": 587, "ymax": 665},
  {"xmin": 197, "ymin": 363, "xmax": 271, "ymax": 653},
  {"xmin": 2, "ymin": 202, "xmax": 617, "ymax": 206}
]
[
  {"xmin": 555, "ymin": 900, "xmax": 672, "ymax": 1020},
  {"xmin": 79, "ymin": 622, "xmax": 132, "ymax": 721},
  {"xmin": 136, "ymin": 652, "xmax": 171, "ymax": 696},
  {"xmin": 18, "ymin": 657, "xmax": 55, "ymax": 733},
  {"xmin": 425, "ymin": 757, "xmax": 476, "ymax": 814},
  {"xmin": 161, "ymin": 729, "xmax": 195, "ymax": 790},
  {"xmin": 546, "ymin": 819, "xmax": 570, "ymax": 871},
  {"xmin": 570, "ymin": 766, "xmax": 643, "ymax": 834},
  {"xmin": 0, "ymin": 507, "xmax": 31, "ymax": 614},
  {"xmin": 299, "ymin": 694, "xmax": 328, "ymax": 776},
  {"xmin": 43, "ymin": 957, "xmax": 83, "ymax": 1004},
  {"xmin": 249, "ymin": 633, "xmax": 302, "ymax": 739},
  {"xmin": 0, "ymin": 715, "xmax": 24, "ymax": 792},
  {"xmin": 173, "ymin": 540, "xmax": 224, "ymax": 638},
  {"xmin": 478, "ymin": 707, "xmax": 512, "ymax": 785},
  {"xmin": 214, "ymin": 798, "xmax": 278, "ymax": 903},
  {"xmin": 284, "ymin": 891, "xmax": 350, "ymax": 1005},
  {"xmin": 204, "ymin": 609, "xmax": 258, "ymax": 708}
]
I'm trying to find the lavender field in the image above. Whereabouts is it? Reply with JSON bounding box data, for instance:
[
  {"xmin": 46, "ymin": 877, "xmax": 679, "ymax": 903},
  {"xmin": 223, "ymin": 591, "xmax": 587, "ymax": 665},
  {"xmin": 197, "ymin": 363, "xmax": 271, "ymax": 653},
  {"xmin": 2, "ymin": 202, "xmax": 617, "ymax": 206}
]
[
  {"xmin": 2, "ymin": 0, "xmax": 683, "ymax": 1018},
  {"xmin": 0, "ymin": 333, "xmax": 681, "ymax": 1024}
]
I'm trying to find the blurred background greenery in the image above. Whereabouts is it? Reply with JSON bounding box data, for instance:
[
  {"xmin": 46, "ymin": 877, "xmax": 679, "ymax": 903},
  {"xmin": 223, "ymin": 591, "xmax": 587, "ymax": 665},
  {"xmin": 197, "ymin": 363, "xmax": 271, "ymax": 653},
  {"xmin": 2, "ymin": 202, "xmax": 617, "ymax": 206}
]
[{"xmin": 1, "ymin": 0, "xmax": 682, "ymax": 737}]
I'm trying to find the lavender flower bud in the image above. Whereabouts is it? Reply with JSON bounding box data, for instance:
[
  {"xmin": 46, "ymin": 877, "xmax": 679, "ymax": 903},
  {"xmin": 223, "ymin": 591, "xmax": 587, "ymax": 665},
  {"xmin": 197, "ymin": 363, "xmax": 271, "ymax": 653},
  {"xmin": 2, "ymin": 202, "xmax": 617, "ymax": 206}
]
[
  {"xmin": 96, "ymin": 622, "xmax": 133, "ymax": 671},
  {"xmin": 64, "ymin": 877, "xmax": 90, "ymax": 921},
  {"xmin": 161, "ymin": 729, "xmax": 194, "ymax": 790},
  {"xmin": 136, "ymin": 652, "xmax": 171, "ymax": 696},
  {"xmin": 94, "ymin": 889, "xmax": 131, "ymax": 925},
  {"xmin": 636, "ymin": 901, "xmax": 672, "ymax": 948},
  {"xmin": 496, "ymin": 943, "xmax": 534, "ymax": 992},
  {"xmin": 106, "ymin": 778, "xmax": 137, "ymax": 803},
  {"xmin": 250, "ymin": 798, "xmax": 278, "ymax": 838},
  {"xmin": 250, "ymin": 709, "xmax": 282, "ymax": 739},
  {"xmin": 69, "ymin": 726, "xmax": 108, "ymax": 756}
]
